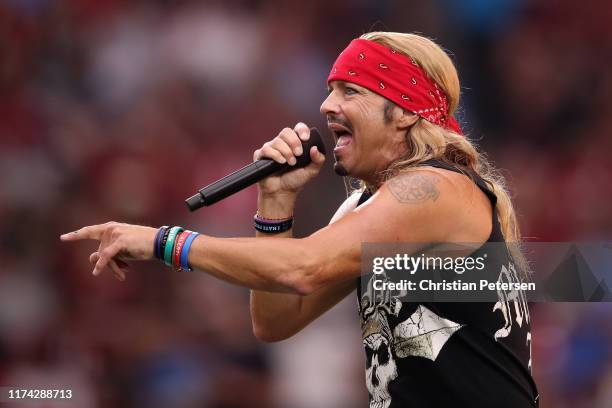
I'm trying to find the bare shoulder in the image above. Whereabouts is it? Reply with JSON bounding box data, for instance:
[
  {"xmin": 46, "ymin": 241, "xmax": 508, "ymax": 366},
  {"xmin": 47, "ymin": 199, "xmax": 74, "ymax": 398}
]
[
  {"xmin": 380, "ymin": 167, "xmax": 493, "ymax": 242},
  {"xmin": 386, "ymin": 169, "xmax": 444, "ymax": 204},
  {"xmin": 386, "ymin": 166, "xmax": 484, "ymax": 204}
]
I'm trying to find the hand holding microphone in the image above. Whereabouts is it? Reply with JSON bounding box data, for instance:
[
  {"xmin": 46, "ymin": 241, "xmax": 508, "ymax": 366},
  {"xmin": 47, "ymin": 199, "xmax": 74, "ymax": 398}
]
[
  {"xmin": 186, "ymin": 123, "xmax": 326, "ymax": 211},
  {"xmin": 255, "ymin": 123, "xmax": 326, "ymax": 197}
]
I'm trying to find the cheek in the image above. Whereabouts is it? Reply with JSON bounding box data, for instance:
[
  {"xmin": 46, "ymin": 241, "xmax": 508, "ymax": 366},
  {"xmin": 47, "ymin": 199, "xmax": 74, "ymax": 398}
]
[
  {"xmin": 359, "ymin": 128, "xmax": 405, "ymax": 167},
  {"xmin": 354, "ymin": 99, "xmax": 371, "ymax": 119},
  {"xmin": 349, "ymin": 98, "xmax": 395, "ymax": 157}
]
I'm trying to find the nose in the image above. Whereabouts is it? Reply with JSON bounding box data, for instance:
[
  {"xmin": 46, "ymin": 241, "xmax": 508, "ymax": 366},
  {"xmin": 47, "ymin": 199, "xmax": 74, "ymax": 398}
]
[{"xmin": 320, "ymin": 90, "xmax": 340, "ymax": 116}]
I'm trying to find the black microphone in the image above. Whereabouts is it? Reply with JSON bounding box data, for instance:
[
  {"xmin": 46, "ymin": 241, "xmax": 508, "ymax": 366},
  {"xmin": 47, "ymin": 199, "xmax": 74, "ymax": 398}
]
[{"xmin": 185, "ymin": 128, "xmax": 326, "ymax": 211}]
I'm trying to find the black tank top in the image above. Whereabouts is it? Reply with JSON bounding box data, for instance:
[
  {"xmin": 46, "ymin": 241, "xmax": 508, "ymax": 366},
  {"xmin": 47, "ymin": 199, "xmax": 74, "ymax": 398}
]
[{"xmin": 356, "ymin": 159, "xmax": 539, "ymax": 408}]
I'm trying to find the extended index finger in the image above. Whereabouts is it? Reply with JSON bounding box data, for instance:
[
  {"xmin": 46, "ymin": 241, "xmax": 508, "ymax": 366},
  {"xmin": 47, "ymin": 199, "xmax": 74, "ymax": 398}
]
[{"xmin": 60, "ymin": 224, "xmax": 108, "ymax": 241}]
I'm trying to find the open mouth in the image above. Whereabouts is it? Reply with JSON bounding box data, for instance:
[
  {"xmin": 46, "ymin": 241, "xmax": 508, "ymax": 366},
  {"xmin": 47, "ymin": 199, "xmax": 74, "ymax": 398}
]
[
  {"xmin": 335, "ymin": 131, "xmax": 352, "ymax": 149},
  {"xmin": 328, "ymin": 124, "xmax": 353, "ymax": 151}
]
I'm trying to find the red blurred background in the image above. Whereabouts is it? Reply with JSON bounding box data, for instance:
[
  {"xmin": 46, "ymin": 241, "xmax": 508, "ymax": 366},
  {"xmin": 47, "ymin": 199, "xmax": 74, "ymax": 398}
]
[{"xmin": 1, "ymin": 0, "xmax": 611, "ymax": 407}]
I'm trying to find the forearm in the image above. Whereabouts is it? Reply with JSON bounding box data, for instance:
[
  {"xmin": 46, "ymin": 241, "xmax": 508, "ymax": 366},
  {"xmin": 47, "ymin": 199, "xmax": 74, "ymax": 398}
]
[
  {"xmin": 249, "ymin": 191, "xmax": 357, "ymax": 342},
  {"xmin": 187, "ymin": 190, "xmax": 317, "ymax": 294},
  {"xmin": 251, "ymin": 191, "xmax": 305, "ymax": 338},
  {"xmin": 251, "ymin": 279, "xmax": 356, "ymax": 342},
  {"xmin": 188, "ymin": 234, "xmax": 313, "ymax": 293}
]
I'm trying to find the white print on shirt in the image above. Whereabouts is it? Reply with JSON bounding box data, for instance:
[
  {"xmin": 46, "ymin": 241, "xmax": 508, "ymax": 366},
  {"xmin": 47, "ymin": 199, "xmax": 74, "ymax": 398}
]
[
  {"xmin": 493, "ymin": 262, "xmax": 532, "ymax": 371},
  {"xmin": 360, "ymin": 274, "xmax": 463, "ymax": 408}
]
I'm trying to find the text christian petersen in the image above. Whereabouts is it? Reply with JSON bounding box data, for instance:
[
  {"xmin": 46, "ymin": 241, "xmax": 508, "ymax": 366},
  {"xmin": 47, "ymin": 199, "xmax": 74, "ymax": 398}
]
[{"xmin": 371, "ymin": 253, "xmax": 536, "ymax": 292}]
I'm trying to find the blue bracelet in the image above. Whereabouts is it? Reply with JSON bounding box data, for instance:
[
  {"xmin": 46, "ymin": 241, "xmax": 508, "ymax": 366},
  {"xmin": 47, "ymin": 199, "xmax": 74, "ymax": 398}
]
[{"xmin": 179, "ymin": 232, "xmax": 200, "ymax": 271}]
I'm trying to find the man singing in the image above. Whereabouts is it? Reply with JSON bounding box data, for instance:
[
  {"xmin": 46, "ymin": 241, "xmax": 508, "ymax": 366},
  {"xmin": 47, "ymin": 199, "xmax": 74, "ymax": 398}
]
[{"xmin": 61, "ymin": 32, "xmax": 539, "ymax": 407}]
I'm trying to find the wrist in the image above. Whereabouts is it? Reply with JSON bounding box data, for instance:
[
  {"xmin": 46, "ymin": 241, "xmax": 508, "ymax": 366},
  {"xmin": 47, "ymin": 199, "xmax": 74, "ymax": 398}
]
[
  {"xmin": 257, "ymin": 191, "xmax": 297, "ymax": 219},
  {"xmin": 254, "ymin": 213, "xmax": 293, "ymax": 234},
  {"xmin": 154, "ymin": 225, "xmax": 199, "ymax": 271}
]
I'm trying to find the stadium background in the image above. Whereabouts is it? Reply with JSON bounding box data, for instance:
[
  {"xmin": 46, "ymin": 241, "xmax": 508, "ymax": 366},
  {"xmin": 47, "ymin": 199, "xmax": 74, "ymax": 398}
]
[{"xmin": 1, "ymin": 0, "xmax": 611, "ymax": 407}]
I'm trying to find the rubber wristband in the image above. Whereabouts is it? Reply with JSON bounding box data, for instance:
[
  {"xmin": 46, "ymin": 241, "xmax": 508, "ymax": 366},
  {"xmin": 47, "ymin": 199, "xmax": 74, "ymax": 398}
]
[
  {"xmin": 254, "ymin": 217, "xmax": 293, "ymax": 233},
  {"xmin": 173, "ymin": 231, "xmax": 191, "ymax": 268},
  {"xmin": 154, "ymin": 226, "xmax": 168, "ymax": 260},
  {"xmin": 160, "ymin": 227, "xmax": 172, "ymax": 258},
  {"xmin": 180, "ymin": 232, "xmax": 200, "ymax": 271},
  {"xmin": 153, "ymin": 228, "xmax": 163, "ymax": 259},
  {"xmin": 164, "ymin": 226, "xmax": 184, "ymax": 266}
]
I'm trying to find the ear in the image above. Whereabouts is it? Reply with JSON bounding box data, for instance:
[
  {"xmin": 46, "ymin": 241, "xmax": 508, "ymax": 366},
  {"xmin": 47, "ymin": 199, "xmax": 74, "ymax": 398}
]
[{"xmin": 394, "ymin": 108, "xmax": 419, "ymax": 130}]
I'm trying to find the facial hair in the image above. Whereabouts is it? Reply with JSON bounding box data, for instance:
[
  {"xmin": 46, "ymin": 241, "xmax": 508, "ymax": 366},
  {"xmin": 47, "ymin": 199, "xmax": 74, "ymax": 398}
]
[{"xmin": 333, "ymin": 159, "xmax": 349, "ymax": 176}]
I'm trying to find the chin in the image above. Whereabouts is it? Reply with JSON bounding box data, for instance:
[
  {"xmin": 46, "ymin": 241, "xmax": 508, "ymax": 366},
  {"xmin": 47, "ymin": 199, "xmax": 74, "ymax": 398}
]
[{"xmin": 333, "ymin": 162, "xmax": 349, "ymax": 176}]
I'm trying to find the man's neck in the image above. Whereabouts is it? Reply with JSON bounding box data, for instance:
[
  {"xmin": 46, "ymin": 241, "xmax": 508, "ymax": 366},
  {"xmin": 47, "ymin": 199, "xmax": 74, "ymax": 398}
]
[
  {"xmin": 364, "ymin": 183, "xmax": 378, "ymax": 193},
  {"xmin": 362, "ymin": 173, "xmax": 385, "ymax": 193}
]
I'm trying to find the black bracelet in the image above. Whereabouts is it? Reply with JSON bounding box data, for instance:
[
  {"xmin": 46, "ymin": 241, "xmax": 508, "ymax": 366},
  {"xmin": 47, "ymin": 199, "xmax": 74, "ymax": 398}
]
[
  {"xmin": 158, "ymin": 226, "xmax": 172, "ymax": 259},
  {"xmin": 153, "ymin": 226, "xmax": 168, "ymax": 259},
  {"xmin": 254, "ymin": 216, "xmax": 293, "ymax": 234}
]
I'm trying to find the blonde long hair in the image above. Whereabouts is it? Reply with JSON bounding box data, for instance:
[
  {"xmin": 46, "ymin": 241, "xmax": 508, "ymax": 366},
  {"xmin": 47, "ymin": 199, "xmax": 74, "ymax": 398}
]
[{"xmin": 359, "ymin": 32, "xmax": 524, "ymax": 265}]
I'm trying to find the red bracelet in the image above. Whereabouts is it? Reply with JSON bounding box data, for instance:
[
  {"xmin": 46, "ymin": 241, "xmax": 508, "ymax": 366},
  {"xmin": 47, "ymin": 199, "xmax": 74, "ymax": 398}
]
[{"xmin": 173, "ymin": 231, "xmax": 191, "ymax": 268}]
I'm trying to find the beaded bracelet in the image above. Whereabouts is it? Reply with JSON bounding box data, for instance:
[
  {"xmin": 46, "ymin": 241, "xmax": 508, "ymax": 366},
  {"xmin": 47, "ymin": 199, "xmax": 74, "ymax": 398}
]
[{"xmin": 254, "ymin": 213, "xmax": 293, "ymax": 234}]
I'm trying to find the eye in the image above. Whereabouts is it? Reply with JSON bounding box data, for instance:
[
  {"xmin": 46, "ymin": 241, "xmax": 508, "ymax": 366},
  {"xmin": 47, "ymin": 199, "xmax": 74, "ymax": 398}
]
[{"xmin": 345, "ymin": 87, "xmax": 358, "ymax": 95}]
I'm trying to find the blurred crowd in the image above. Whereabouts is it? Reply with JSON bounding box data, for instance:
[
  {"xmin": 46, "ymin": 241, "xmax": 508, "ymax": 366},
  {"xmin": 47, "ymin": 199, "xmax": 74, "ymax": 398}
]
[{"xmin": 0, "ymin": 0, "xmax": 611, "ymax": 407}]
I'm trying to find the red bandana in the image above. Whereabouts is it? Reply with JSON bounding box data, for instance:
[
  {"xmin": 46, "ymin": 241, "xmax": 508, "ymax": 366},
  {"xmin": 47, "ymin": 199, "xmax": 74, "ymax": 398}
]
[{"xmin": 327, "ymin": 39, "xmax": 462, "ymax": 135}]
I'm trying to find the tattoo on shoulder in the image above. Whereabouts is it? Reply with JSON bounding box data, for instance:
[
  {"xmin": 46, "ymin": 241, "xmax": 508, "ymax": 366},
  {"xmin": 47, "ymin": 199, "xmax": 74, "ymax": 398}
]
[{"xmin": 387, "ymin": 173, "xmax": 440, "ymax": 204}]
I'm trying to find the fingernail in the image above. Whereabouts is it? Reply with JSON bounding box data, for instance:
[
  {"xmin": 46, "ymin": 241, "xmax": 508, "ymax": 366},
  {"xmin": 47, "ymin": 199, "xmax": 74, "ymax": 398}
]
[
  {"xmin": 294, "ymin": 147, "xmax": 303, "ymax": 156},
  {"xmin": 288, "ymin": 157, "xmax": 297, "ymax": 166}
]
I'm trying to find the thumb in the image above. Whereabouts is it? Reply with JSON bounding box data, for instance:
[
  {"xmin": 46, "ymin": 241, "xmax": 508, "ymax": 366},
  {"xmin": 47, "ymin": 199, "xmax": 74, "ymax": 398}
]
[
  {"xmin": 309, "ymin": 146, "xmax": 325, "ymax": 166},
  {"xmin": 302, "ymin": 146, "xmax": 325, "ymax": 176}
]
